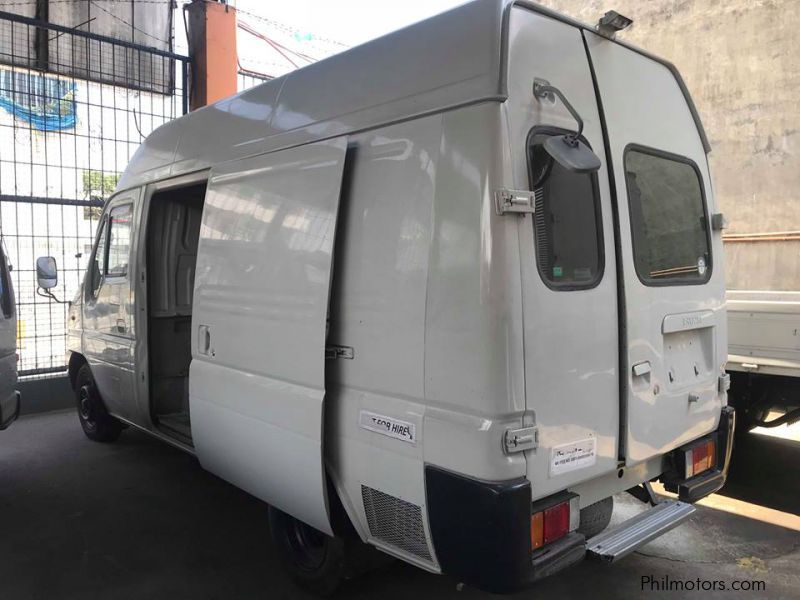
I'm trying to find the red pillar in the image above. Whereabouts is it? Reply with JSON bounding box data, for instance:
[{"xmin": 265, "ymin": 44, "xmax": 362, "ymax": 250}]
[{"xmin": 186, "ymin": 0, "xmax": 238, "ymax": 110}]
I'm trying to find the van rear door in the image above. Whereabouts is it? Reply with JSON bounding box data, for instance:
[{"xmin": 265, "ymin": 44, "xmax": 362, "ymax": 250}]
[
  {"xmin": 584, "ymin": 33, "xmax": 726, "ymax": 465},
  {"xmin": 190, "ymin": 137, "xmax": 347, "ymax": 535},
  {"xmin": 506, "ymin": 7, "xmax": 620, "ymax": 498}
]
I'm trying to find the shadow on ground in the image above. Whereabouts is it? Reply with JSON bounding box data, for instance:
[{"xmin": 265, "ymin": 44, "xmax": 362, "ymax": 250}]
[{"xmin": 717, "ymin": 428, "xmax": 800, "ymax": 515}]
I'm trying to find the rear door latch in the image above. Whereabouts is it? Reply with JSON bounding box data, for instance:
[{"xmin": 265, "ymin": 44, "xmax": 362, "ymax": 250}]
[
  {"xmin": 495, "ymin": 188, "xmax": 538, "ymax": 215},
  {"xmin": 504, "ymin": 425, "xmax": 538, "ymax": 453},
  {"xmin": 326, "ymin": 345, "xmax": 354, "ymax": 360}
]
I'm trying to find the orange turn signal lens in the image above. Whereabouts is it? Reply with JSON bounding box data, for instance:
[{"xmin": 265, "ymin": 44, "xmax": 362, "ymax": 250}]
[
  {"xmin": 685, "ymin": 439, "xmax": 716, "ymax": 478},
  {"xmin": 530, "ymin": 511, "xmax": 544, "ymax": 550}
]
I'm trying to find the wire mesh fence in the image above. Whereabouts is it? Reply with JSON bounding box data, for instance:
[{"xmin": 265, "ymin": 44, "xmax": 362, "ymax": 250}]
[{"xmin": 0, "ymin": 10, "xmax": 189, "ymax": 378}]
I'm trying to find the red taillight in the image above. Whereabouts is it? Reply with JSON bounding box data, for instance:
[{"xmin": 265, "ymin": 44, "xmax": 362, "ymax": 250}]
[
  {"xmin": 531, "ymin": 500, "xmax": 571, "ymax": 550},
  {"xmin": 543, "ymin": 502, "xmax": 570, "ymax": 544},
  {"xmin": 685, "ymin": 439, "xmax": 716, "ymax": 479}
]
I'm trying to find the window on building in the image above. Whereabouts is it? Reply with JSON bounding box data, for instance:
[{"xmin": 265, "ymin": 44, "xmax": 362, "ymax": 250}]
[
  {"xmin": 527, "ymin": 130, "xmax": 604, "ymax": 289},
  {"xmin": 625, "ymin": 146, "xmax": 711, "ymax": 285}
]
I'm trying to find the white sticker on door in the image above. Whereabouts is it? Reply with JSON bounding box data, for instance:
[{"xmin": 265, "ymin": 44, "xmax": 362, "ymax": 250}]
[
  {"xmin": 550, "ymin": 437, "xmax": 596, "ymax": 476},
  {"xmin": 359, "ymin": 410, "xmax": 416, "ymax": 445}
]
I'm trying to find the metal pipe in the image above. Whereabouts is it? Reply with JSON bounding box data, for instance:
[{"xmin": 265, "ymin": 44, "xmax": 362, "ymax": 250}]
[{"xmin": 723, "ymin": 231, "xmax": 800, "ymax": 243}]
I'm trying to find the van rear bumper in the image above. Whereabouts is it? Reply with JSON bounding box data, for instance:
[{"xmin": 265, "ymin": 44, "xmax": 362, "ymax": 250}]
[
  {"xmin": 0, "ymin": 390, "xmax": 20, "ymax": 430},
  {"xmin": 425, "ymin": 466, "xmax": 584, "ymax": 594},
  {"xmin": 660, "ymin": 406, "xmax": 736, "ymax": 503}
]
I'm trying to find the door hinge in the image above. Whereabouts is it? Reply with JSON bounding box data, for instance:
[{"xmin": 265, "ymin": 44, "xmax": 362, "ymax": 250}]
[
  {"xmin": 504, "ymin": 425, "xmax": 538, "ymax": 453},
  {"xmin": 495, "ymin": 188, "xmax": 537, "ymax": 215},
  {"xmin": 326, "ymin": 345, "xmax": 354, "ymax": 360}
]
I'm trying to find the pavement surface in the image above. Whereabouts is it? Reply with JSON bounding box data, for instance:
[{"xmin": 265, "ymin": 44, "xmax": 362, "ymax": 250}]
[{"xmin": 1, "ymin": 409, "xmax": 798, "ymax": 600}]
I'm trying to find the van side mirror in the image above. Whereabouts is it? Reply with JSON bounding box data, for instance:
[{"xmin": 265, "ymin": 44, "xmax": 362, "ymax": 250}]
[
  {"xmin": 533, "ymin": 79, "xmax": 601, "ymax": 174},
  {"xmin": 36, "ymin": 256, "xmax": 58, "ymax": 289}
]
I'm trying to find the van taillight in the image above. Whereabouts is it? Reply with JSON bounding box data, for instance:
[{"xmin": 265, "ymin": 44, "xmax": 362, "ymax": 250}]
[
  {"xmin": 685, "ymin": 439, "xmax": 715, "ymax": 479},
  {"xmin": 530, "ymin": 500, "xmax": 570, "ymax": 550}
]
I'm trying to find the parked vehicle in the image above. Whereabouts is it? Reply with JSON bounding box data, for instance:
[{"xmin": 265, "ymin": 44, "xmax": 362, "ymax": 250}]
[
  {"xmin": 39, "ymin": 1, "xmax": 734, "ymax": 594},
  {"xmin": 727, "ymin": 290, "xmax": 800, "ymax": 431},
  {"xmin": 0, "ymin": 236, "xmax": 20, "ymax": 430}
]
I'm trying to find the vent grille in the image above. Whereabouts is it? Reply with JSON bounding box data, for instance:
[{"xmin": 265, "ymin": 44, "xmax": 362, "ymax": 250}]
[
  {"xmin": 534, "ymin": 186, "xmax": 552, "ymax": 275},
  {"xmin": 361, "ymin": 486, "xmax": 432, "ymax": 561}
]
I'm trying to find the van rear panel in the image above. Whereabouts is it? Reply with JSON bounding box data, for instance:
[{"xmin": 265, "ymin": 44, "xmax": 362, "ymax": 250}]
[{"xmin": 505, "ymin": 3, "xmax": 726, "ymax": 492}]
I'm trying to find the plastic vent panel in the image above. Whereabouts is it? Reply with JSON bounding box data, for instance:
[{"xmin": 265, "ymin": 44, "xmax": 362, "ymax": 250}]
[
  {"xmin": 361, "ymin": 485, "xmax": 433, "ymax": 562},
  {"xmin": 533, "ymin": 187, "xmax": 551, "ymax": 275}
]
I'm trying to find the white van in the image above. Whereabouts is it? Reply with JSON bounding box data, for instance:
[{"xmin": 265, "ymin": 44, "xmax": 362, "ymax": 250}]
[
  {"xmin": 41, "ymin": 1, "xmax": 734, "ymax": 593},
  {"xmin": 0, "ymin": 236, "xmax": 19, "ymax": 430}
]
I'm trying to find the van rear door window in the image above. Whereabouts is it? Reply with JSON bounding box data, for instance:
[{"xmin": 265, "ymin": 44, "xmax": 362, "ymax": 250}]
[
  {"xmin": 624, "ymin": 146, "xmax": 711, "ymax": 285},
  {"xmin": 527, "ymin": 130, "xmax": 604, "ymax": 289}
]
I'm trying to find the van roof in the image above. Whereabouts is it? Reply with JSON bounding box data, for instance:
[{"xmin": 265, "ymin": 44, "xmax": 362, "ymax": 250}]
[{"xmin": 118, "ymin": 0, "xmax": 708, "ymax": 193}]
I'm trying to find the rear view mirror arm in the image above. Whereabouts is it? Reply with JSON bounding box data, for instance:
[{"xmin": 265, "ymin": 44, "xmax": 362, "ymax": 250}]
[
  {"xmin": 533, "ymin": 78, "xmax": 585, "ymax": 143},
  {"xmin": 36, "ymin": 287, "xmax": 68, "ymax": 304}
]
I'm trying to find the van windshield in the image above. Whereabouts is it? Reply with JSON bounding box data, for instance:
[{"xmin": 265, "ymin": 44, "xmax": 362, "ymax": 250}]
[{"xmin": 625, "ymin": 147, "xmax": 711, "ymax": 285}]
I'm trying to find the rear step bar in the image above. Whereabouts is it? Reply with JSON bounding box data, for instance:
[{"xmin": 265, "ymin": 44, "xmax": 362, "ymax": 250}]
[{"xmin": 586, "ymin": 499, "xmax": 696, "ymax": 563}]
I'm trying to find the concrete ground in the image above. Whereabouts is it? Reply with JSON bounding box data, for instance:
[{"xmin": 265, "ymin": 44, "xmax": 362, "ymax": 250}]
[{"xmin": 1, "ymin": 409, "xmax": 798, "ymax": 600}]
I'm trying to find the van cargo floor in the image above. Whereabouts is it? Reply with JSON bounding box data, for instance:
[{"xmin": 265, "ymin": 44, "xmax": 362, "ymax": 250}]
[{"xmin": 157, "ymin": 412, "xmax": 192, "ymax": 445}]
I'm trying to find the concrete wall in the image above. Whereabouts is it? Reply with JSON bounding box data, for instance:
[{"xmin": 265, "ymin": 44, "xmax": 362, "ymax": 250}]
[
  {"xmin": 18, "ymin": 376, "xmax": 72, "ymax": 415},
  {"xmin": 541, "ymin": 0, "xmax": 800, "ymax": 290}
]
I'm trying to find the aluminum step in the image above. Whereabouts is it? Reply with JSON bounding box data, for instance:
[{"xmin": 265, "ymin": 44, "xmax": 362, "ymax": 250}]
[{"xmin": 586, "ymin": 499, "xmax": 696, "ymax": 563}]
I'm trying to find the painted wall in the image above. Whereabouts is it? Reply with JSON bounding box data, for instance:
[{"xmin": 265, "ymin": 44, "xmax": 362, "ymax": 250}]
[{"xmin": 541, "ymin": 0, "xmax": 800, "ymax": 290}]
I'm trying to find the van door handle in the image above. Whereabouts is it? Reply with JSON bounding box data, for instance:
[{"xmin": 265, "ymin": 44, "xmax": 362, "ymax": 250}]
[
  {"xmin": 116, "ymin": 319, "xmax": 127, "ymax": 334},
  {"xmin": 198, "ymin": 324, "xmax": 213, "ymax": 357},
  {"xmin": 632, "ymin": 361, "xmax": 651, "ymax": 377}
]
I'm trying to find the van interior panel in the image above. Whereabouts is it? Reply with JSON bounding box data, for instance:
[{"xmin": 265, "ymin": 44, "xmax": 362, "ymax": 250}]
[{"xmin": 146, "ymin": 182, "xmax": 206, "ymax": 443}]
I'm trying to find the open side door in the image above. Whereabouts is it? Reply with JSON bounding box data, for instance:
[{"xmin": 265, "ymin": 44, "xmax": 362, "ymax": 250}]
[{"xmin": 190, "ymin": 137, "xmax": 348, "ymax": 535}]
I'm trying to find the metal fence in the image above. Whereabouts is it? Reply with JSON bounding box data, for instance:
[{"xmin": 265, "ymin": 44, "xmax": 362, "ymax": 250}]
[
  {"xmin": 237, "ymin": 67, "xmax": 271, "ymax": 92},
  {"xmin": 0, "ymin": 10, "xmax": 189, "ymax": 377}
]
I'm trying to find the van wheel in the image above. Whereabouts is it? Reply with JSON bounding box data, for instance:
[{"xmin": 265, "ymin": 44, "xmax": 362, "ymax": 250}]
[
  {"xmin": 579, "ymin": 496, "xmax": 613, "ymax": 538},
  {"xmin": 75, "ymin": 364, "xmax": 122, "ymax": 443},
  {"xmin": 268, "ymin": 507, "xmax": 347, "ymax": 596}
]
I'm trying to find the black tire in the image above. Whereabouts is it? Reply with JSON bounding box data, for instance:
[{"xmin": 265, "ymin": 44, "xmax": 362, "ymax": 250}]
[
  {"xmin": 74, "ymin": 364, "xmax": 122, "ymax": 443},
  {"xmin": 578, "ymin": 496, "xmax": 613, "ymax": 538},
  {"xmin": 268, "ymin": 506, "xmax": 348, "ymax": 596}
]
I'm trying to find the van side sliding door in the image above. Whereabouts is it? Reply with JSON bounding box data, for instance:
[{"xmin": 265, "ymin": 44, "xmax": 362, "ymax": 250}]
[{"xmin": 190, "ymin": 137, "xmax": 348, "ymax": 535}]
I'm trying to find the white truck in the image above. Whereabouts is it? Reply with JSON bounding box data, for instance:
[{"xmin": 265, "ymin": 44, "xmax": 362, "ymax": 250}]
[
  {"xmin": 0, "ymin": 236, "xmax": 20, "ymax": 430},
  {"xmin": 727, "ymin": 291, "xmax": 800, "ymax": 431},
  {"xmin": 37, "ymin": 1, "xmax": 734, "ymax": 594}
]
